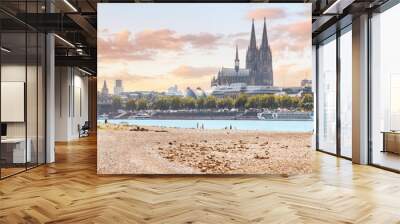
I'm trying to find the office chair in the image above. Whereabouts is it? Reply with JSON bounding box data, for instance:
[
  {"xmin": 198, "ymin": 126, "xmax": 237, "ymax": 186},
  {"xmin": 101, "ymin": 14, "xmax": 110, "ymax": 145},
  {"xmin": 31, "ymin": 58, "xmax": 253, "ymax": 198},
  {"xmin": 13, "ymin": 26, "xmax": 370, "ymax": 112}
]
[{"xmin": 79, "ymin": 121, "xmax": 90, "ymax": 138}]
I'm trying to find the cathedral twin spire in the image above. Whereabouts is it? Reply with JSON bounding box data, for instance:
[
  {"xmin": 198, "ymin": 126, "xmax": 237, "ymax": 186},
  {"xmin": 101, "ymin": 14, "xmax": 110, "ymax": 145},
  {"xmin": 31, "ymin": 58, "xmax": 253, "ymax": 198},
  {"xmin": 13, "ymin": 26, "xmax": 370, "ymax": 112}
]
[
  {"xmin": 213, "ymin": 17, "xmax": 273, "ymax": 87},
  {"xmin": 245, "ymin": 17, "xmax": 273, "ymax": 86},
  {"xmin": 249, "ymin": 19, "xmax": 257, "ymax": 49},
  {"xmin": 246, "ymin": 17, "xmax": 270, "ymax": 72},
  {"xmin": 260, "ymin": 17, "xmax": 269, "ymax": 49},
  {"xmin": 249, "ymin": 17, "xmax": 268, "ymax": 50}
]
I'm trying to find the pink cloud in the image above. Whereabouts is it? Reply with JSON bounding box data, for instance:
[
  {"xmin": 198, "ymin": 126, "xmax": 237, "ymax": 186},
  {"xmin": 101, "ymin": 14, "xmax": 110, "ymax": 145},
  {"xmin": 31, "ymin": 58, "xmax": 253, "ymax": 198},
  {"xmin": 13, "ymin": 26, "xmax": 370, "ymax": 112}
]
[
  {"xmin": 98, "ymin": 30, "xmax": 154, "ymax": 61},
  {"xmin": 276, "ymin": 20, "xmax": 311, "ymax": 40},
  {"xmin": 98, "ymin": 29, "xmax": 223, "ymax": 63},
  {"xmin": 233, "ymin": 38, "xmax": 249, "ymax": 49},
  {"xmin": 246, "ymin": 8, "xmax": 287, "ymax": 20},
  {"xmin": 181, "ymin": 33, "xmax": 222, "ymax": 49},
  {"xmin": 269, "ymin": 20, "xmax": 311, "ymax": 57},
  {"xmin": 297, "ymin": 8, "xmax": 312, "ymax": 18},
  {"xmin": 274, "ymin": 63, "xmax": 311, "ymax": 87},
  {"xmin": 170, "ymin": 65, "xmax": 218, "ymax": 79},
  {"xmin": 135, "ymin": 29, "xmax": 185, "ymax": 51},
  {"xmin": 227, "ymin": 32, "xmax": 248, "ymax": 39},
  {"xmin": 98, "ymin": 66, "xmax": 217, "ymax": 92},
  {"xmin": 221, "ymin": 19, "xmax": 311, "ymax": 58},
  {"xmin": 99, "ymin": 70, "xmax": 155, "ymax": 82}
]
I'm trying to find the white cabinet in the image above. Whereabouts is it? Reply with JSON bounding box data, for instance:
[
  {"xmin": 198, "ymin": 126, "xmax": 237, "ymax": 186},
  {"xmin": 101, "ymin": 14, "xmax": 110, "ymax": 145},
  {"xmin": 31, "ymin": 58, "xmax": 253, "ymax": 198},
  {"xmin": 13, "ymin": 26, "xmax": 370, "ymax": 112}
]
[{"xmin": 1, "ymin": 138, "xmax": 31, "ymax": 163}]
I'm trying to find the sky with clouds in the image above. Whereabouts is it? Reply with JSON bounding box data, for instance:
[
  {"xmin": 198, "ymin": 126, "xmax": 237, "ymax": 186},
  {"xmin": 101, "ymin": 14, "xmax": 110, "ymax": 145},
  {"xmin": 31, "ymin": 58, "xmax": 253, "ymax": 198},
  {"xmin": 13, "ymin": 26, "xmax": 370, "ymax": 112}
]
[{"xmin": 98, "ymin": 3, "xmax": 312, "ymax": 93}]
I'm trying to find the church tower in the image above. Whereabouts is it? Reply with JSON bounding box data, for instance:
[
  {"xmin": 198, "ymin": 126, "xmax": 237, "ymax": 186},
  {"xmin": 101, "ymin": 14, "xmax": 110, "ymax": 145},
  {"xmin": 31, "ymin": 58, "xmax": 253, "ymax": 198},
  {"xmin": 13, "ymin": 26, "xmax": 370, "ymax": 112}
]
[
  {"xmin": 246, "ymin": 18, "xmax": 258, "ymax": 83},
  {"xmin": 211, "ymin": 18, "xmax": 274, "ymax": 87},
  {"xmin": 101, "ymin": 80, "xmax": 109, "ymax": 95},
  {"xmin": 234, "ymin": 45, "xmax": 239, "ymax": 72},
  {"xmin": 257, "ymin": 17, "xmax": 273, "ymax": 86}
]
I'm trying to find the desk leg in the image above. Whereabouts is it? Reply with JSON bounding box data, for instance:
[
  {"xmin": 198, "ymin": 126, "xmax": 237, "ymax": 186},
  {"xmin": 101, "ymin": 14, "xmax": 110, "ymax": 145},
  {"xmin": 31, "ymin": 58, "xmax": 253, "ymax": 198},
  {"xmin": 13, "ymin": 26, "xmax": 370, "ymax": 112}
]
[{"xmin": 382, "ymin": 133, "xmax": 386, "ymax": 153}]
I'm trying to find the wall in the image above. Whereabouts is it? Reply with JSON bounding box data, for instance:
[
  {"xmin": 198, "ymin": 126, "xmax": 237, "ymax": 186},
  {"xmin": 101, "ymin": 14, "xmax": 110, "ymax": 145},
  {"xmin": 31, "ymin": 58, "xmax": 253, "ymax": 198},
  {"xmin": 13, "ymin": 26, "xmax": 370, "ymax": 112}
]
[
  {"xmin": 54, "ymin": 67, "xmax": 89, "ymax": 141},
  {"xmin": 1, "ymin": 61, "xmax": 46, "ymax": 169},
  {"xmin": 1, "ymin": 65, "xmax": 26, "ymax": 138},
  {"xmin": 88, "ymin": 77, "xmax": 97, "ymax": 133}
]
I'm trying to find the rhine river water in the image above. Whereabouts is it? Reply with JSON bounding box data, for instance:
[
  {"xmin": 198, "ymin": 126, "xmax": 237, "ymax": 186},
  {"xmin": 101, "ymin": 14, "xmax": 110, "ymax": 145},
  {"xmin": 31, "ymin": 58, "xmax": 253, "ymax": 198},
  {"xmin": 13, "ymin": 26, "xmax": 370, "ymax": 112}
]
[{"xmin": 98, "ymin": 119, "xmax": 314, "ymax": 132}]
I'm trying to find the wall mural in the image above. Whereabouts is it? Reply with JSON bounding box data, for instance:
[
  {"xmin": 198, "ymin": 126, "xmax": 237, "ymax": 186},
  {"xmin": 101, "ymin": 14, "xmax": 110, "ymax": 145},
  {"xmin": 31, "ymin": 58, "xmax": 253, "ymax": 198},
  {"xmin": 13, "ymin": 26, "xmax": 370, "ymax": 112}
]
[{"xmin": 97, "ymin": 3, "xmax": 313, "ymax": 174}]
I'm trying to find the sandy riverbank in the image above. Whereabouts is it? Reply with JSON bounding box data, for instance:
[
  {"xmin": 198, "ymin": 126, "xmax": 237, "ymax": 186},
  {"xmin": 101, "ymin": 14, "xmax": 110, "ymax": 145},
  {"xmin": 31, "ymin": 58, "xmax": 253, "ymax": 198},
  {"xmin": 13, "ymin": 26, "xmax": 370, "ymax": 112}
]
[{"xmin": 97, "ymin": 124, "xmax": 314, "ymax": 175}]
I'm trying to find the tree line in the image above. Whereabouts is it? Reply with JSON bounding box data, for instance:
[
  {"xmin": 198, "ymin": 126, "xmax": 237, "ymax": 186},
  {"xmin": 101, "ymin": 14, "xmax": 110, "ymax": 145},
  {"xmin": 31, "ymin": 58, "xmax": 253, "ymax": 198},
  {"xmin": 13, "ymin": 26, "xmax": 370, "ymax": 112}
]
[{"xmin": 111, "ymin": 94, "xmax": 314, "ymax": 112}]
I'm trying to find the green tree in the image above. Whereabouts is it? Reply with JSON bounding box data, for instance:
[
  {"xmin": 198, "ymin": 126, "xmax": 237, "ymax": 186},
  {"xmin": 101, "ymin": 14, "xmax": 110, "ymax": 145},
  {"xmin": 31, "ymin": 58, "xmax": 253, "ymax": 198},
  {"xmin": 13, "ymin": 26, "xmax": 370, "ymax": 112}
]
[
  {"xmin": 234, "ymin": 94, "xmax": 248, "ymax": 110},
  {"xmin": 112, "ymin": 96, "xmax": 122, "ymax": 111},
  {"xmin": 170, "ymin": 96, "xmax": 182, "ymax": 110},
  {"xmin": 291, "ymin": 97, "xmax": 301, "ymax": 109},
  {"xmin": 224, "ymin": 97, "xmax": 234, "ymax": 109},
  {"xmin": 205, "ymin": 96, "xmax": 217, "ymax": 109},
  {"xmin": 182, "ymin": 97, "xmax": 196, "ymax": 109},
  {"xmin": 126, "ymin": 99, "xmax": 136, "ymax": 111},
  {"xmin": 245, "ymin": 95, "xmax": 259, "ymax": 109},
  {"xmin": 300, "ymin": 94, "xmax": 313, "ymax": 111},
  {"xmin": 196, "ymin": 97, "xmax": 206, "ymax": 109},
  {"xmin": 277, "ymin": 95, "xmax": 292, "ymax": 109},
  {"xmin": 216, "ymin": 98, "xmax": 225, "ymax": 109},
  {"xmin": 153, "ymin": 97, "xmax": 169, "ymax": 110},
  {"xmin": 216, "ymin": 97, "xmax": 234, "ymax": 109},
  {"xmin": 261, "ymin": 94, "xmax": 278, "ymax": 109},
  {"xmin": 271, "ymin": 95, "xmax": 279, "ymax": 109},
  {"xmin": 136, "ymin": 98, "xmax": 148, "ymax": 110}
]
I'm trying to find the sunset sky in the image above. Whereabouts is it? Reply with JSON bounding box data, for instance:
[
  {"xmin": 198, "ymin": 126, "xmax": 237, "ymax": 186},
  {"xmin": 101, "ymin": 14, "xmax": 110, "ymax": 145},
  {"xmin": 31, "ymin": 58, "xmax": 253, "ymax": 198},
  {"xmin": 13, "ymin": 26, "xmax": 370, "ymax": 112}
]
[{"xmin": 98, "ymin": 3, "xmax": 312, "ymax": 93}]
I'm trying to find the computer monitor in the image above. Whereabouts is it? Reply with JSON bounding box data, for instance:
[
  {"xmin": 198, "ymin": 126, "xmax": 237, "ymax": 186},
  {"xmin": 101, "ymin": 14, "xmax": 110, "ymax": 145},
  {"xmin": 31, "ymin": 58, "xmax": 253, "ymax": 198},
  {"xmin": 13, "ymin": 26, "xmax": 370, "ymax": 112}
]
[{"xmin": 1, "ymin": 123, "xmax": 7, "ymax": 137}]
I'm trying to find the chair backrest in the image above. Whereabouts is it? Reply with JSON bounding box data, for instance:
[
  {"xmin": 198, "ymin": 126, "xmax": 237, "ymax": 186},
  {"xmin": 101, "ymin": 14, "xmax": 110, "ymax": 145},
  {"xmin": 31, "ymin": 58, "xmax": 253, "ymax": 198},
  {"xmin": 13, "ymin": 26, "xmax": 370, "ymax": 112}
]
[{"xmin": 82, "ymin": 121, "xmax": 90, "ymax": 129}]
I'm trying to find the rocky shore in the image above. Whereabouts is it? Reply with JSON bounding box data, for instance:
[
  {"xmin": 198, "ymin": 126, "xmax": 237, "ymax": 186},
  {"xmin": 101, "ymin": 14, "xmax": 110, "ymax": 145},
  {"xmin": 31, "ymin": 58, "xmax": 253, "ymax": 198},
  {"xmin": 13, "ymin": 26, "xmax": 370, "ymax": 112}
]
[{"xmin": 98, "ymin": 124, "xmax": 314, "ymax": 175}]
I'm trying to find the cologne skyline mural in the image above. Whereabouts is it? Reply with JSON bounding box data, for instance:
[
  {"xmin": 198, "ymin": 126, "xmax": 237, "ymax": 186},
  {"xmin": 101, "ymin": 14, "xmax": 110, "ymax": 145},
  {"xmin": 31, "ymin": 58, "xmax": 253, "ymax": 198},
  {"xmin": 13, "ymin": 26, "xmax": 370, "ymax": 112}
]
[
  {"xmin": 97, "ymin": 3, "xmax": 314, "ymax": 175},
  {"xmin": 98, "ymin": 3, "xmax": 311, "ymax": 93}
]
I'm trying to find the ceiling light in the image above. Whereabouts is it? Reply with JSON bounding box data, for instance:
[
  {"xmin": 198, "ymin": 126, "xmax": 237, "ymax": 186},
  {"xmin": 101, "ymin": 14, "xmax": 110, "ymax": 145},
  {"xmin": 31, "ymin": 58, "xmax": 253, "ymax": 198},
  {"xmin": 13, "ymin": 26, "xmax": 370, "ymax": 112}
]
[
  {"xmin": 76, "ymin": 48, "xmax": 85, "ymax": 55},
  {"xmin": 54, "ymin": 34, "xmax": 75, "ymax": 48},
  {"xmin": 323, "ymin": 0, "xmax": 354, "ymax": 15},
  {"xmin": 1, "ymin": 47, "xmax": 11, "ymax": 53},
  {"xmin": 78, "ymin": 67, "xmax": 93, "ymax": 76},
  {"xmin": 323, "ymin": 0, "xmax": 341, "ymax": 14},
  {"xmin": 63, "ymin": 0, "xmax": 78, "ymax": 12}
]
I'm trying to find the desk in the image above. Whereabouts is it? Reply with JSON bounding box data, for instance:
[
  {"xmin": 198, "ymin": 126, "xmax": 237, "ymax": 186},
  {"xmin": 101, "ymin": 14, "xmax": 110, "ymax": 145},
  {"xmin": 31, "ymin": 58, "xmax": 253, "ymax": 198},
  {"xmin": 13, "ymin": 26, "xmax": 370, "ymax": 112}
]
[
  {"xmin": 382, "ymin": 131, "xmax": 400, "ymax": 154},
  {"xmin": 1, "ymin": 138, "xmax": 31, "ymax": 163}
]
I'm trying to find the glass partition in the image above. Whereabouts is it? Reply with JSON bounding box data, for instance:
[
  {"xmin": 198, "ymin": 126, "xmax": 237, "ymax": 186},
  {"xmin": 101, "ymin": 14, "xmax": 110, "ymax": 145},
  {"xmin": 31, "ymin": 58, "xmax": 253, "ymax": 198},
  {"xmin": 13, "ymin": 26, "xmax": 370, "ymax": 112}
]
[
  {"xmin": 27, "ymin": 30, "xmax": 38, "ymax": 169},
  {"xmin": 28, "ymin": 0, "xmax": 38, "ymax": 170},
  {"xmin": 0, "ymin": 2, "xmax": 46, "ymax": 179},
  {"xmin": 1, "ymin": 31, "xmax": 28, "ymax": 177},
  {"xmin": 339, "ymin": 27, "xmax": 352, "ymax": 158},
  {"xmin": 38, "ymin": 32, "xmax": 45, "ymax": 165},
  {"xmin": 317, "ymin": 35, "xmax": 337, "ymax": 154},
  {"xmin": 370, "ymin": 3, "xmax": 400, "ymax": 171}
]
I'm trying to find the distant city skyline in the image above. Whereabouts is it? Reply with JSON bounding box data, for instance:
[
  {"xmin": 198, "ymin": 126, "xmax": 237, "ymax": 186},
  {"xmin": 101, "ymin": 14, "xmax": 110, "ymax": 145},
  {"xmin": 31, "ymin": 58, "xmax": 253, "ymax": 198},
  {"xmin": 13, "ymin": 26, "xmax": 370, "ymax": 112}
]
[
  {"xmin": 98, "ymin": 3, "xmax": 312, "ymax": 93},
  {"xmin": 100, "ymin": 79, "xmax": 312, "ymax": 96}
]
